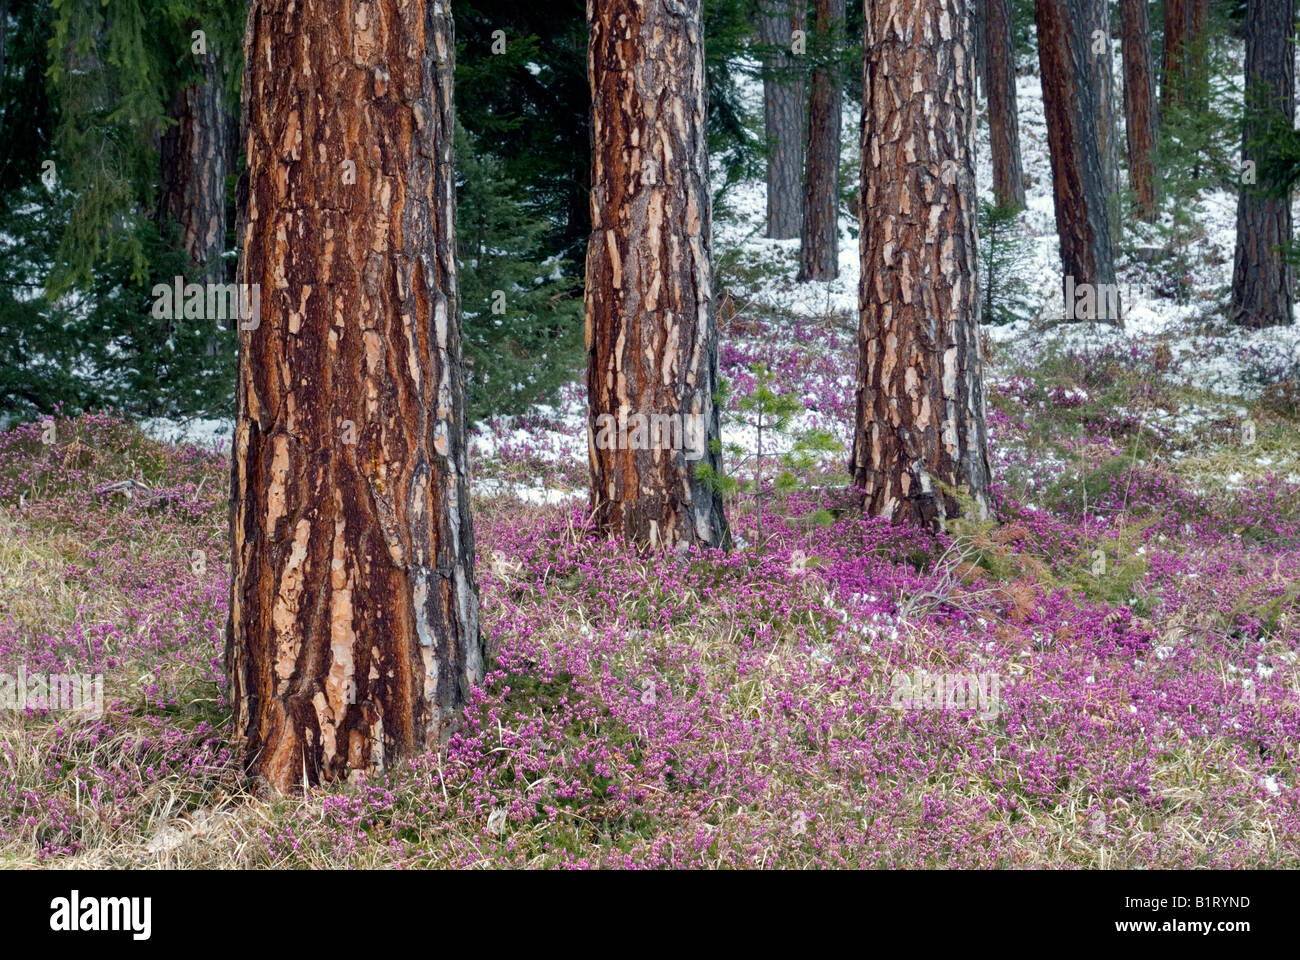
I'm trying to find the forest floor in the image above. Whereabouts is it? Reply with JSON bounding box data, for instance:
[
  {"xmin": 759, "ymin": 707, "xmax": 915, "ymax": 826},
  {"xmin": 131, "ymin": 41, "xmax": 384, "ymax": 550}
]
[{"xmin": 2, "ymin": 46, "xmax": 1299, "ymax": 867}]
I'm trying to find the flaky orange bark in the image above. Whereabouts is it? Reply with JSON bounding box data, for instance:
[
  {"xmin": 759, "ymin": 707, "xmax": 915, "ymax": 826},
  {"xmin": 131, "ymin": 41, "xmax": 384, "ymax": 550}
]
[
  {"xmin": 584, "ymin": 0, "xmax": 730, "ymax": 551},
  {"xmin": 228, "ymin": 0, "xmax": 482, "ymax": 794},
  {"xmin": 852, "ymin": 0, "xmax": 992, "ymax": 530}
]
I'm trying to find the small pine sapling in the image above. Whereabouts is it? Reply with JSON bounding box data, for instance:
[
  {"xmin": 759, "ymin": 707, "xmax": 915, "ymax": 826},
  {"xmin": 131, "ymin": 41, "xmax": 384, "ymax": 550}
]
[{"xmin": 699, "ymin": 363, "xmax": 844, "ymax": 549}]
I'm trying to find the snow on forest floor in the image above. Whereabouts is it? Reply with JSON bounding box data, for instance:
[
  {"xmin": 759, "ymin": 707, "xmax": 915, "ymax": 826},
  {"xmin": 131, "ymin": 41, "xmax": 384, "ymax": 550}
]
[
  {"xmin": 142, "ymin": 47, "xmax": 1300, "ymax": 503},
  {"xmin": 465, "ymin": 45, "xmax": 1300, "ymax": 505},
  {"xmin": 2, "ymin": 43, "xmax": 1298, "ymax": 868}
]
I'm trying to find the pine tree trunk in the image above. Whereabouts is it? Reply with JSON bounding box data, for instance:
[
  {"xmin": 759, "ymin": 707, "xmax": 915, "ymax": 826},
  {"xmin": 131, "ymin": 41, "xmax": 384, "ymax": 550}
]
[
  {"xmin": 0, "ymin": 0, "xmax": 8, "ymax": 106},
  {"xmin": 853, "ymin": 0, "xmax": 992, "ymax": 530},
  {"xmin": 972, "ymin": 0, "xmax": 986, "ymax": 95},
  {"xmin": 1084, "ymin": 0, "xmax": 1121, "ymax": 245},
  {"xmin": 586, "ymin": 0, "xmax": 730, "ymax": 551},
  {"xmin": 1187, "ymin": 0, "xmax": 1210, "ymax": 168},
  {"xmin": 158, "ymin": 49, "xmax": 229, "ymax": 282},
  {"xmin": 1189, "ymin": 0, "xmax": 1208, "ymax": 85},
  {"xmin": 1035, "ymin": 0, "xmax": 1119, "ymax": 320},
  {"xmin": 1161, "ymin": 0, "xmax": 1211, "ymax": 125},
  {"xmin": 228, "ymin": 0, "xmax": 483, "ymax": 795},
  {"xmin": 798, "ymin": 0, "xmax": 844, "ymax": 281},
  {"xmin": 759, "ymin": 0, "xmax": 806, "ymax": 239},
  {"xmin": 225, "ymin": 108, "xmax": 242, "ymax": 280},
  {"xmin": 986, "ymin": 0, "xmax": 1026, "ymax": 208},
  {"xmin": 1231, "ymin": 0, "xmax": 1295, "ymax": 328},
  {"xmin": 1161, "ymin": 0, "xmax": 1190, "ymax": 114},
  {"xmin": 1121, "ymin": 0, "xmax": 1159, "ymax": 221}
]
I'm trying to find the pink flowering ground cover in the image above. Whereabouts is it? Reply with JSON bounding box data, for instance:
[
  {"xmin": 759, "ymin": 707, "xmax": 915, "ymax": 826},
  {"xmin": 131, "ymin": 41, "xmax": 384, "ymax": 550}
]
[{"xmin": 0, "ymin": 311, "xmax": 1297, "ymax": 868}]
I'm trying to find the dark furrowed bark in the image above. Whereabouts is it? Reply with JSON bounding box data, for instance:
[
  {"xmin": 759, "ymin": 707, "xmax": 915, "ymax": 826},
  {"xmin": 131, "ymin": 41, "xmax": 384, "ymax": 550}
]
[
  {"xmin": 1035, "ymin": 0, "xmax": 1118, "ymax": 320},
  {"xmin": 1083, "ymin": 0, "xmax": 1121, "ymax": 245},
  {"xmin": 1121, "ymin": 0, "xmax": 1159, "ymax": 221},
  {"xmin": 158, "ymin": 48, "xmax": 230, "ymax": 281},
  {"xmin": 799, "ymin": 0, "xmax": 845, "ymax": 281},
  {"xmin": 759, "ymin": 0, "xmax": 807, "ymax": 239},
  {"xmin": 986, "ymin": 0, "xmax": 1026, "ymax": 208},
  {"xmin": 1231, "ymin": 0, "xmax": 1295, "ymax": 329}
]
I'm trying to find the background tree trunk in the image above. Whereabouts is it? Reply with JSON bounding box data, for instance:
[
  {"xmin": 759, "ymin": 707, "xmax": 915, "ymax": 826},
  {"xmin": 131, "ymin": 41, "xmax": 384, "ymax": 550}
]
[
  {"xmin": 1187, "ymin": 0, "xmax": 1210, "ymax": 178},
  {"xmin": 586, "ymin": 0, "xmax": 730, "ymax": 550},
  {"xmin": 1083, "ymin": 0, "xmax": 1121, "ymax": 245},
  {"xmin": 1121, "ymin": 0, "xmax": 1159, "ymax": 221},
  {"xmin": 1035, "ymin": 0, "xmax": 1118, "ymax": 319},
  {"xmin": 1231, "ymin": 0, "xmax": 1295, "ymax": 328},
  {"xmin": 1161, "ymin": 0, "xmax": 1190, "ymax": 115},
  {"xmin": 798, "ymin": 0, "xmax": 844, "ymax": 281},
  {"xmin": 228, "ymin": 0, "xmax": 483, "ymax": 795},
  {"xmin": 158, "ymin": 49, "xmax": 229, "ymax": 282},
  {"xmin": 853, "ymin": 0, "xmax": 992, "ymax": 530},
  {"xmin": 0, "ymin": 0, "xmax": 8, "ymax": 111},
  {"xmin": 1189, "ymin": 0, "xmax": 1209, "ymax": 98},
  {"xmin": 759, "ymin": 0, "xmax": 806, "ymax": 239},
  {"xmin": 985, "ymin": 0, "xmax": 1026, "ymax": 208}
]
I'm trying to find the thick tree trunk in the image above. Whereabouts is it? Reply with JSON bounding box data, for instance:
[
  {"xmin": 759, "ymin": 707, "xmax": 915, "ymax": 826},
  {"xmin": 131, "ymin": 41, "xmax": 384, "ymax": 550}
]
[
  {"xmin": 985, "ymin": 0, "xmax": 1026, "ymax": 208},
  {"xmin": 853, "ymin": 0, "xmax": 992, "ymax": 530},
  {"xmin": 1035, "ymin": 0, "xmax": 1118, "ymax": 320},
  {"xmin": 1084, "ymin": 0, "xmax": 1121, "ymax": 244},
  {"xmin": 798, "ymin": 0, "xmax": 844, "ymax": 281},
  {"xmin": 586, "ymin": 0, "xmax": 730, "ymax": 550},
  {"xmin": 759, "ymin": 0, "xmax": 806, "ymax": 239},
  {"xmin": 228, "ymin": 0, "xmax": 483, "ymax": 795},
  {"xmin": 158, "ymin": 49, "xmax": 229, "ymax": 281},
  {"xmin": 1121, "ymin": 0, "xmax": 1159, "ymax": 221},
  {"xmin": 1231, "ymin": 0, "xmax": 1295, "ymax": 328}
]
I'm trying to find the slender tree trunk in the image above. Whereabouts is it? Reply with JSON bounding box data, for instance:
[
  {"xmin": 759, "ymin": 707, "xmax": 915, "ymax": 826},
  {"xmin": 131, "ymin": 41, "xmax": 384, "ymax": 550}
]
[
  {"xmin": 986, "ymin": 0, "xmax": 1026, "ymax": 208},
  {"xmin": 798, "ymin": 0, "xmax": 844, "ymax": 281},
  {"xmin": 1188, "ymin": 0, "xmax": 1211, "ymax": 178},
  {"xmin": 853, "ymin": 0, "xmax": 992, "ymax": 530},
  {"xmin": 1189, "ymin": 0, "xmax": 1209, "ymax": 96},
  {"xmin": 225, "ymin": 108, "xmax": 241, "ymax": 281},
  {"xmin": 759, "ymin": 0, "xmax": 806, "ymax": 239},
  {"xmin": 1035, "ymin": 0, "xmax": 1119, "ymax": 320},
  {"xmin": 972, "ymin": 0, "xmax": 986, "ymax": 96},
  {"xmin": 1084, "ymin": 0, "xmax": 1121, "ymax": 244},
  {"xmin": 1161, "ymin": 0, "xmax": 1190, "ymax": 114},
  {"xmin": 0, "ymin": 0, "xmax": 9, "ymax": 105},
  {"xmin": 586, "ymin": 0, "xmax": 730, "ymax": 550},
  {"xmin": 228, "ymin": 0, "xmax": 483, "ymax": 795},
  {"xmin": 1231, "ymin": 0, "xmax": 1295, "ymax": 328},
  {"xmin": 158, "ymin": 49, "xmax": 229, "ymax": 282},
  {"xmin": 1162, "ymin": 0, "xmax": 1211, "ymax": 175},
  {"xmin": 1121, "ymin": 0, "xmax": 1159, "ymax": 221}
]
